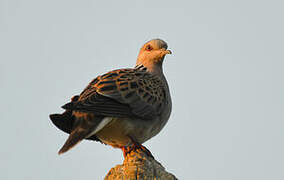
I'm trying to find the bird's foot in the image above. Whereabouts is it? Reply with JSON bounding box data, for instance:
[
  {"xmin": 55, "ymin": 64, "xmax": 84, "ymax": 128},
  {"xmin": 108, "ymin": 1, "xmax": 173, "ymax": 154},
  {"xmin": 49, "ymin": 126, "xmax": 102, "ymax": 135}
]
[{"xmin": 122, "ymin": 143, "xmax": 154, "ymax": 159}]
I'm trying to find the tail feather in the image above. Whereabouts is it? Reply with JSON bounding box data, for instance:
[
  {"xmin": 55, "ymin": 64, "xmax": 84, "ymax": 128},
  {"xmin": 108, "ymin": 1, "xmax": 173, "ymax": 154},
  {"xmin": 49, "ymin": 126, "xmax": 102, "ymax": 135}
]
[
  {"xmin": 58, "ymin": 128, "xmax": 89, "ymax": 155},
  {"xmin": 50, "ymin": 112, "xmax": 74, "ymax": 134},
  {"xmin": 57, "ymin": 112, "xmax": 104, "ymax": 154}
]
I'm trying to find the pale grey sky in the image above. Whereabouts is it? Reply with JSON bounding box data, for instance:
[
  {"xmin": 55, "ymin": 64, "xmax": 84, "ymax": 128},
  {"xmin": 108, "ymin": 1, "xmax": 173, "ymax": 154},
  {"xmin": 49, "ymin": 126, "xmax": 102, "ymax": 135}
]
[{"xmin": 1, "ymin": 0, "xmax": 283, "ymax": 179}]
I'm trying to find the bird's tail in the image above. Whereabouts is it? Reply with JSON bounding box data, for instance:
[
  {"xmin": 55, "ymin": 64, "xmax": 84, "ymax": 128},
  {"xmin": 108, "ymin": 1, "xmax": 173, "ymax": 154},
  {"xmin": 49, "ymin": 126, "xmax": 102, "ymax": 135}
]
[
  {"xmin": 58, "ymin": 127, "xmax": 89, "ymax": 155},
  {"xmin": 50, "ymin": 95, "xmax": 79, "ymax": 134},
  {"xmin": 50, "ymin": 112, "xmax": 74, "ymax": 134},
  {"xmin": 57, "ymin": 112, "xmax": 103, "ymax": 155}
]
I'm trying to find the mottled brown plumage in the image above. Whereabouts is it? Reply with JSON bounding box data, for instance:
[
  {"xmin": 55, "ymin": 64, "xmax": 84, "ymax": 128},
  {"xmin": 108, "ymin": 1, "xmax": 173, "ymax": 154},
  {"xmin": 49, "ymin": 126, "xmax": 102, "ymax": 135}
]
[{"xmin": 50, "ymin": 39, "xmax": 172, "ymax": 156}]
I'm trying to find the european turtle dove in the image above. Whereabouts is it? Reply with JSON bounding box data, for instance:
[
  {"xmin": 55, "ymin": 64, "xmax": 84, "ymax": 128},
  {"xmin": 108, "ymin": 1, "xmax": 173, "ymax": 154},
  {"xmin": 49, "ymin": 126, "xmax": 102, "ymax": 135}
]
[{"xmin": 50, "ymin": 39, "xmax": 172, "ymax": 157}]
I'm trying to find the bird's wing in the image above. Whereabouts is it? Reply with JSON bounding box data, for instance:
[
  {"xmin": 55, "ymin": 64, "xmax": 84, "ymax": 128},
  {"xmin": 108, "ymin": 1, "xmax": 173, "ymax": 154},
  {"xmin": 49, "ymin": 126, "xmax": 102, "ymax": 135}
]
[{"xmin": 62, "ymin": 67, "xmax": 167, "ymax": 120}]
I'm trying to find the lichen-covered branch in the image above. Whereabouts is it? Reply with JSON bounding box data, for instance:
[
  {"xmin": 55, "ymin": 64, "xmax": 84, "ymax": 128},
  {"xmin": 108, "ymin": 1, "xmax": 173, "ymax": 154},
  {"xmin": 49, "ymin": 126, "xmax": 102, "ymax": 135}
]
[{"xmin": 104, "ymin": 149, "xmax": 177, "ymax": 180}]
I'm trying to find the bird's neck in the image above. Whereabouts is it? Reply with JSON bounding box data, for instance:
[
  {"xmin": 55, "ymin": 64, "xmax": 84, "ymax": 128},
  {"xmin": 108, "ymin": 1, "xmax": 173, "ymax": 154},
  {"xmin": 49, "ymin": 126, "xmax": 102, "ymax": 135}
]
[{"xmin": 135, "ymin": 59, "xmax": 164, "ymax": 76}]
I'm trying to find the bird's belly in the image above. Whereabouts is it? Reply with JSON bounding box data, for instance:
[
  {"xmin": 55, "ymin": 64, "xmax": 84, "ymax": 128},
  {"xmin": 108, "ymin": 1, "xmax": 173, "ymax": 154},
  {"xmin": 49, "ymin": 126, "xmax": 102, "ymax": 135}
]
[
  {"xmin": 95, "ymin": 117, "xmax": 159, "ymax": 148},
  {"xmin": 95, "ymin": 115, "xmax": 168, "ymax": 148},
  {"xmin": 95, "ymin": 117, "xmax": 132, "ymax": 148}
]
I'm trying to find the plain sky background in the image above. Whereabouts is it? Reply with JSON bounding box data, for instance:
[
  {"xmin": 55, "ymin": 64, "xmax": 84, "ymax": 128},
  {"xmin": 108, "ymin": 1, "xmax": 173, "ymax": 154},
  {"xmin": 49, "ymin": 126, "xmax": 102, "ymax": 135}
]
[{"xmin": 1, "ymin": 0, "xmax": 283, "ymax": 179}]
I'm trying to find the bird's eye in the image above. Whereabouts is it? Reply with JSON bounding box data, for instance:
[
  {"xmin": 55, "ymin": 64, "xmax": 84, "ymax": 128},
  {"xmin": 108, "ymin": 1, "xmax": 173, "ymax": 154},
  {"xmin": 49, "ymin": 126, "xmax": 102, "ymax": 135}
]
[{"xmin": 145, "ymin": 45, "xmax": 153, "ymax": 51}]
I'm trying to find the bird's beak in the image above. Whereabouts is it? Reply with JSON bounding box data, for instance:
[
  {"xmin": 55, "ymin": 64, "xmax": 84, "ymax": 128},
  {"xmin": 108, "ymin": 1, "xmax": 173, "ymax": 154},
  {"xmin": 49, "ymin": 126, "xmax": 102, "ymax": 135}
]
[
  {"xmin": 162, "ymin": 49, "xmax": 172, "ymax": 55},
  {"xmin": 165, "ymin": 50, "xmax": 172, "ymax": 54}
]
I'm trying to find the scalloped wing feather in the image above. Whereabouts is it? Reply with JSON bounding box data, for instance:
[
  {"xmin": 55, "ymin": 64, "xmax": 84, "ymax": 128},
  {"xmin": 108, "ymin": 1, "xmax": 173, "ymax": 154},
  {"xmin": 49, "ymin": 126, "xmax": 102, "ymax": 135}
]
[{"xmin": 63, "ymin": 67, "xmax": 166, "ymax": 120}]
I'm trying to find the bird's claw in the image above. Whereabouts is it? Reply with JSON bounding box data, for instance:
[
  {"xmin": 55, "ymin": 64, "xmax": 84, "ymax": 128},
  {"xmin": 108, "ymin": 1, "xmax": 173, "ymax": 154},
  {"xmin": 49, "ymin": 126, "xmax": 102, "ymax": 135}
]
[{"xmin": 122, "ymin": 143, "xmax": 154, "ymax": 159}]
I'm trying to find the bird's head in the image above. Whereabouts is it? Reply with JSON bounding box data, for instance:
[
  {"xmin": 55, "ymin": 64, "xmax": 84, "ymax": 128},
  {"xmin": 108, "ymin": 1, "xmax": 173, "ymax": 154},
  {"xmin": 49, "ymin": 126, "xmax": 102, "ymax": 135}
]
[{"xmin": 136, "ymin": 39, "xmax": 172, "ymax": 72}]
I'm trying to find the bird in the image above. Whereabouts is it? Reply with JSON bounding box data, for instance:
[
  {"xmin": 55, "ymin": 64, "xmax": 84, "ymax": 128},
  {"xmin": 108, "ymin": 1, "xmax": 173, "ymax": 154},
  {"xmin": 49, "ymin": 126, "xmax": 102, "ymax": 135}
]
[{"xmin": 49, "ymin": 39, "xmax": 172, "ymax": 157}]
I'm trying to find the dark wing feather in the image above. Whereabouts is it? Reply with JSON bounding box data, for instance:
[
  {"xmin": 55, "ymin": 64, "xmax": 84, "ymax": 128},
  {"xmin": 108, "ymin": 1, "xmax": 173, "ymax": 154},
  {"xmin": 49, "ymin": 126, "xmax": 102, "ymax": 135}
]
[
  {"xmin": 49, "ymin": 95, "xmax": 101, "ymax": 142},
  {"xmin": 62, "ymin": 93, "xmax": 134, "ymax": 118},
  {"xmin": 62, "ymin": 67, "xmax": 167, "ymax": 120}
]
